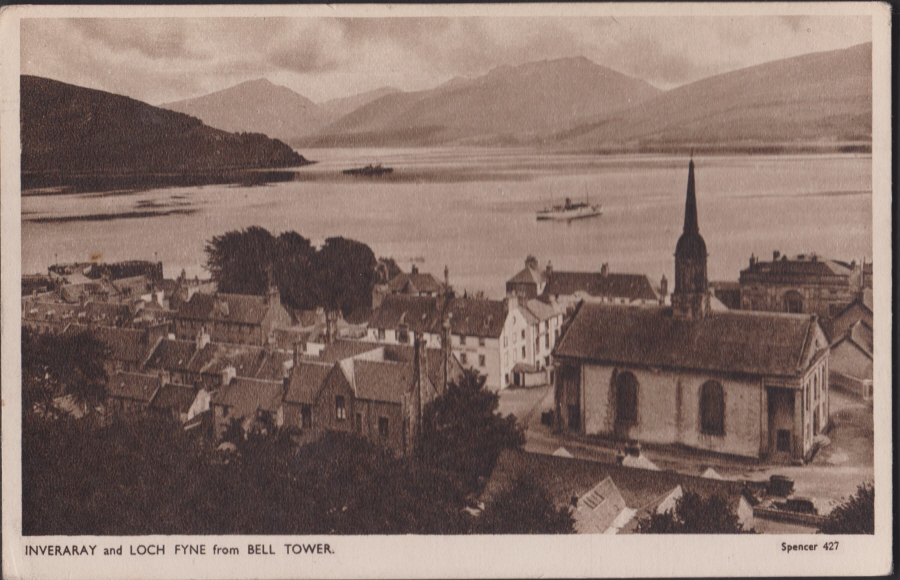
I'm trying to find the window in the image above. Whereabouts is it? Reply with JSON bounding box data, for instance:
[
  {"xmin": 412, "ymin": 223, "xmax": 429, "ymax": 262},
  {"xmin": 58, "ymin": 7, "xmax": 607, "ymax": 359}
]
[
  {"xmin": 301, "ymin": 405, "xmax": 311, "ymax": 429},
  {"xmin": 503, "ymin": 336, "xmax": 508, "ymax": 347},
  {"xmin": 460, "ymin": 353, "xmax": 468, "ymax": 365},
  {"xmin": 377, "ymin": 328, "xmax": 386, "ymax": 340},
  {"xmin": 783, "ymin": 290, "xmax": 803, "ymax": 314},
  {"xmin": 521, "ymin": 346, "xmax": 526, "ymax": 359},
  {"xmin": 504, "ymin": 373, "xmax": 509, "ymax": 385},
  {"xmin": 397, "ymin": 325, "xmax": 409, "ymax": 344},
  {"xmin": 460, "ymin": 335, "xmax": 467, "ymax": 346},
  {"xmin": 479, "ymin": 337, "xmax": 485, "ymax": 347},
  {"xmin": 615, "ymin": 371, "xmax": 638, "ymax": 424},
  {"xmin": 700, "ymin": 381, "xmax": 725, "ymax": 435},
  {"xmin": 521, "ymin": 329, "xmax": 526, "ymax": 340},
  {"xmin": 545, "ymin": 334, "xmax": 550, "ymax": 349},
  {"xmin": 378, "ymin": 417, "xmax": 389, "ymax": 437},
  {"xmin": 335, "ymin": 396, "xmax": 347, "ymax": 421},
  {"xmin": 479, "ymin": 354, "xmax": 486, "ymax": 367}
]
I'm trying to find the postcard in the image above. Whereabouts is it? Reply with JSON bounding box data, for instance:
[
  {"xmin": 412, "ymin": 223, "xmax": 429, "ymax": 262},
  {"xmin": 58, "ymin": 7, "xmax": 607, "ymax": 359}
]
[{"xmin": 1, "ymin": 3, "xmax": 892, "ymax": 578}]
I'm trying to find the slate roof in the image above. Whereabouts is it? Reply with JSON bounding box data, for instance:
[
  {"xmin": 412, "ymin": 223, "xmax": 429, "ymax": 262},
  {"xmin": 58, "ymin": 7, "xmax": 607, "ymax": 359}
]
[
  {"xmin": 68, "ymin": 324, "xmax": 149, "ymax": 364},
  {"xmin": 143, "ymin": 338, "xmax": 198, "ymax": 373},
  {"xmin": 369, "ymin": 295, "xmax": 508, "ymax": 338},
  {"xmin": 387, "ymin": 271, "xmax": 442, "ymax": 295},
  {"xmin": 353, "ymin": 360, "xmax": 415, "ymax": 404},
  {"xmin": 553, "ymin": 303, "xmax": 818, "ymax": 378},
  {"xmin": 150, "ymin": 383, "xmax": 196, "ymax": 413},
  {"xmin": 283, "ymin": 362, "xmax": 334, "ymax": 405},
  {"xmin": 833, "ymin": 320, "xmax": 873, "ymax": 358},
  {"xmin": 574, "ymin": 477, "xmax": 628, "ymax": 534},
  {"xmin": 382, "ymin": 344, "xmax": 465, "ymax": 391},
  {"xmin": 213, "ymin": 377, "xmax": 283, "ymax": 416},
  {"xmin": 828, "ymin": 300, "xmax": 873, "ymax": 344},
  {"xmin": 253, "ymin": 350, "xmax": 295, "ymax": 382},
  {"xmin": 175, "ymin": 292, "xmax": 271, "ymax": 326},
  {"xmin": 481, "ymin": 449, "xmax": 753, "ymax": 518},
  {"xmin": 542, "ymin": 271, "xmax": 658, "ymax": 302},
  {"xmin": 523, "ymin": 298, "xmax": 560, "ymax": 322},
  {"xmin": 316, "ymin": 340, "xmax": 383, "ymax": 363},
  {"xmin": 508, "ymin": 266, "xmax": 547, "ymax": 286},
  {"xmin": 741, "ymin": 256, "xmax": 855, "ymax": 280},
  {"xmin": 107, "ymin": 371, "xmax": 160, "ymax": 403},
  {"xmin": 189, "ymin": 342, "xmax": 268, "ymax": 377}
]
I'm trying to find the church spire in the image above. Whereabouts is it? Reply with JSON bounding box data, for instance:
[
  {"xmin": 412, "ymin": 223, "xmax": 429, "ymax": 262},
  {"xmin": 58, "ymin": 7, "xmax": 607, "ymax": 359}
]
[{"xmin": 683, "ymin": 157, "xmax": 698, "ymax": 235}]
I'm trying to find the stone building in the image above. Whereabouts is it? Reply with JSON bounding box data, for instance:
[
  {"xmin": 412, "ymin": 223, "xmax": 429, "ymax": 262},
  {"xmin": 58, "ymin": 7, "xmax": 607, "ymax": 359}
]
[
  {"xmin": 739, "ymin": 252, "xmax": 867, "ymax": 318},
  {"xmin": 553, "ymin": 159, "xmax": 830, "ymax": 462},
  {"xmin": 173, "ymin": 285, "xmax": 291, "ymax": 346}
]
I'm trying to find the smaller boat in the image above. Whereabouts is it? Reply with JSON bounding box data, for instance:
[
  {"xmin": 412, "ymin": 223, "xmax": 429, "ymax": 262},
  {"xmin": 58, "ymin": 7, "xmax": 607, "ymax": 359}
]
[
  {"xmin": 342, "ymin": 164, "xmax": 393, "ymax": 176},
  {"xmin": 537, "ymin": 196, "xmax": 602, "ymax": 221}
]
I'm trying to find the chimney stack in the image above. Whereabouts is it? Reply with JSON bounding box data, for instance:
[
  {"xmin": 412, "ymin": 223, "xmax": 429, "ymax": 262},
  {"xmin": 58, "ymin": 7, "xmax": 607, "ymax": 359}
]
[
  {"xmin": 773, "ymin": 250, "xmax": 781, "ymax": 261},
  {"xmin": 325, "ymin": 310, "xmax": 337, "ymax": 344},
  {"xmin": 221, "ymin": 366, "xmax": 236, "ymax": 388},
  {"xmin": 659, "ymin": 274, "xmax": 668, "ymax": 305},
  {"xmin": 411, "ymin": 264, "xmax": 418, "ymax": 275},
  {"xmin": 546, "ymin": 260, "xmax": 553, "ymax": 276},
  {"xmin": 601, "ymin": 263, "xmax": 609, "ymax": 277}
]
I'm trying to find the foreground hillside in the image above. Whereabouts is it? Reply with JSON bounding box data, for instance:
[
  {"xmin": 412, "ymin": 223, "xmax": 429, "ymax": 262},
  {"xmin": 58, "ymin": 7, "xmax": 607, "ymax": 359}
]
[
  {"xmin": 21, "ymin": 75, "xmax": 309, "ymax": 187},
  {"xmin": 557, "ymin": 43, "xmax": 872, "ymax": 153}
]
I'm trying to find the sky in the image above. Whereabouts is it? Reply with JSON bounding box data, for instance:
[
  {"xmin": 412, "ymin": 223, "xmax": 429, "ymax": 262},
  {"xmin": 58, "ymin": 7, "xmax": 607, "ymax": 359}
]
[{"xmin": 21, "ymin": 15, "xmax": 872, "ymax": 105}]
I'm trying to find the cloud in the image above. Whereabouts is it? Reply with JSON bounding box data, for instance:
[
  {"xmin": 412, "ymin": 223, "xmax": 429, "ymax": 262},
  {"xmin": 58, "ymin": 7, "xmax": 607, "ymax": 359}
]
[{"xmin": 20, "ymin": 15, "xmax": 872, "ymax": 104}]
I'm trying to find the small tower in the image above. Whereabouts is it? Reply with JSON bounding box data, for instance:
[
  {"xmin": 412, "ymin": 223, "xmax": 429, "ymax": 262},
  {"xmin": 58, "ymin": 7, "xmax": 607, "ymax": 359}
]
[{"xmin": 672, "ymin": 157, "xmax": 710, "ymax": 319}]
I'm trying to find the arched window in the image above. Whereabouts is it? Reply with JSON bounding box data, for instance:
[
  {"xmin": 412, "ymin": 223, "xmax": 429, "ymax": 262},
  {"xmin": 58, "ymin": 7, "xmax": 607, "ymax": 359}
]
[
  {"xmin": 615, "ymin": 371, "xmax": 638, "ymax": 424},
  {"xmin": 783, "ymin": 290, "xmax": 803, "ymax": 314},
  {"xmin": 700, "ymin": 381, "xmax": 725, "ymax": 435}
]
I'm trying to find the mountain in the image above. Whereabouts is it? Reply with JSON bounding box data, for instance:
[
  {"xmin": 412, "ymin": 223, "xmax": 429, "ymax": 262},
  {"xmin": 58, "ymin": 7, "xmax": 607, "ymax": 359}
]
[
  {"xmin": 299, "ymin": 56, "xmax": 662, "ymax": 147},
  {"xmin": 557, "ymin": 43, "xmax": 872, "ymax": 152},
  {"xmin": 161, "ymin": 79, "xmax": 325, "ymax": 143},
  {"xmin": 318, "ymin": 86, "xmax": 402, "ymax": 125},
  {"xmin": 21, "ymin": 75, "xmax": 307, "ymax": 182}
]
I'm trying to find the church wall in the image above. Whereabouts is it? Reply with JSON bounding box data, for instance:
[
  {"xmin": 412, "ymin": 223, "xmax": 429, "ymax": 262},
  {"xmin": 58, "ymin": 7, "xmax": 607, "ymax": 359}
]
[{"xmin": 581, "ymin": 362, "xmax": 765, "ymax": 459}]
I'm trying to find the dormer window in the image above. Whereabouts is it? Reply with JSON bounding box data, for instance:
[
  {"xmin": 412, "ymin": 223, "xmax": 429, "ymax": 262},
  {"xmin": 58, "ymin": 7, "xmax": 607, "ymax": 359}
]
[{"xmin": 397, "ymin": 324, "xmax": 410, "ymax": 344}]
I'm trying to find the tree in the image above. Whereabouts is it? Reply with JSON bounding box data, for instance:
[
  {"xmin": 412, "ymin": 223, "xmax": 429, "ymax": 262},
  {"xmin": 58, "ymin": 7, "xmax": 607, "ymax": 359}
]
[
  {"xmin": 204, "ymin": 228, "xmax": 377, "ymax": 315},
  {"xmin": 313, "ymin": 237, "xmax": 377, "ymax": 316},
  {"xmin": 818, "ymin": 482, "xmax": 874, "ymax": 534},
  {"xmin": 419, "ymin": 369, "xmax": 525, "ymax": 492},
  {"xmin": 475, "ymin": 474, "xmax": 574, "ymax": 534},
  {"xmin": 375, "ymin": 257, "xmax": 403, "ymax": 284},
  {"xmin": 637, "ymin": 490, "xmax": 752, "ymax": 534},
  {"xmin": 22, "ymin": 327, "xmax": 109, "ymax": 414}
]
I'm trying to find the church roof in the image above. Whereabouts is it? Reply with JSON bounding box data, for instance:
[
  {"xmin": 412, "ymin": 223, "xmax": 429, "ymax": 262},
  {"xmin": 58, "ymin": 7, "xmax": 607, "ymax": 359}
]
[{"xmin": 554, "ymin": 303, "xmax": 820, "ymax": 378}]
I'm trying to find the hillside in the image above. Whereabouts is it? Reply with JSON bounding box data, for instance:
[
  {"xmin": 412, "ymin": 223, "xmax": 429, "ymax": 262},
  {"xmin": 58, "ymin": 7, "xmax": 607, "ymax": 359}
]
[
  {"xmin": 558, "ymin": 43, "xmax": 872, "ymax": 152},
  {"xmin": 318, "ymin": 86, "xmax": 402, "ymax": 125},
  {"xmin": 161, "ymin": 79, "xmax": 325, "ymax": 143},
  {"xmin": 299, "ymin": 56, "xmax": 662, "ymax": 147},
  {"xmin": 21, "ymin": 75, "xmax": 308, "ymax": 183}
]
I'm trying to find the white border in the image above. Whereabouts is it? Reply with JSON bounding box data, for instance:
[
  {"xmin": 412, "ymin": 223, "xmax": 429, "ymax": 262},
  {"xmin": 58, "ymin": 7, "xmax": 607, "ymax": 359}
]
[{"xmin": 1, "ymin": 4, "xmax": 892, "ymax": 578}]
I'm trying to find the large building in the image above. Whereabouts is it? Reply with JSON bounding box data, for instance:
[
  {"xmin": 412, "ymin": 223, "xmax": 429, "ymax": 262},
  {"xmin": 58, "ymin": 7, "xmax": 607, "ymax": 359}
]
[
  {"xmin": 363, "ymin": 294, "xmax": 538, "ymax": 391},
  {"xmin": 739, "ymin": 252, "xmax": 868, "ymax": 318},
  {"xmin": 507, "ymin": 256, "xmax": 659, "ymax": 311},
  {"xmin": 554, "ymin": 159, "xmax": 830, "ymax": 462}
]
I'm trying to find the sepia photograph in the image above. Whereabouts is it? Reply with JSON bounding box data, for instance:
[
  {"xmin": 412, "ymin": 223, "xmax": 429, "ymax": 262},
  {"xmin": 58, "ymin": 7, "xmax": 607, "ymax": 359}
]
[{"xmin": 1, "ymin": 3, "xmax": 891, "ymax": 579}]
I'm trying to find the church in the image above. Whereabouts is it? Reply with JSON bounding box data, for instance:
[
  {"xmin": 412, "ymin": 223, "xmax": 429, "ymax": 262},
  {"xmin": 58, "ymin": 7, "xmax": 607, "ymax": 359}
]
[{"xmin": 553, "ymin": 159, "xmax": 830, "ymax": 462}]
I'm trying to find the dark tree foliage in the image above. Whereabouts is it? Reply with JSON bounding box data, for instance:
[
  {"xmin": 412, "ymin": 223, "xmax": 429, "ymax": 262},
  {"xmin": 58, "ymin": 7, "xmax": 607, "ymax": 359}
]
[
  {"xmin": 475, "ymin": 474, "xmax": 574, "ymax": 534},
  {"xmin": 636, "ymin": 490, "xmax": 752, "ymax": 534},
  {"xmin": 419, "ymin": 369, "xmax": 525, "ymax": 492},
  {"xmin": 818, "ymin": 482, "xmax": 874, "ymax": 534},
  {"xmin": 22, "ymin": 327, "xmax": 109, "ymax": 414},
  {"xmin": 204, "ymin": 228, "xmax": 376, "ymax": 315},
  {"xmin": 375, "ymin": 257, "xmax": 403, "ymax": 284},
  {"xmin": 313, "ymin": 237, "xmax": 377, "ymax": 315}
]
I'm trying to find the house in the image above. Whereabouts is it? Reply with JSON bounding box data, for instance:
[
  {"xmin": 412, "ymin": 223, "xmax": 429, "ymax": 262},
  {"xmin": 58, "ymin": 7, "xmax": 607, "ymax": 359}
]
[
  {"xmin": 149, "ymin": 382, "xmax": 198, "ymax": 423},
  {"xmin": 507, "ymin": 256, "xmax": 659, "ymax": 311},
  {"xmin": 480, "ymin": 449, "xmax": 760, "ymax": 533},
  {"xmin": 739, "ymin": 252, "xmax": 868, "ymax": 318},
  {"xmin": 509, "ymin": 298, "xmax": 565, "ymax": 387},
  {"xmin": 106, "ymin": 371, "xmax": 162, "ymax": 415},
  {"xmin": 373, "ymin": 265, "xmax": 443, "ymax": 308},
  {"xmin": 553, "ymin": 159, "xmax": 830, "ymax": 463},
  {"xmin": 363, "ymin": 294, "xmax": 528, "ymax": 391},
  {"xmin": 211, "ymin": 376, "xmax": 285, "ymax": 438},
  {"xmin": 826, "ymin": 294, "xmax": 873, "ymax": 400},
  {"xmin": 173, "ymin": 285, "xmax": 291, "ymax": 346},
  {"xmin": 281, "ymin": 339, "xmax": 461, "ymax": 455},
  {"xmin": 65, "ymin": 323, "xmax": 168, "ymax": 375}
]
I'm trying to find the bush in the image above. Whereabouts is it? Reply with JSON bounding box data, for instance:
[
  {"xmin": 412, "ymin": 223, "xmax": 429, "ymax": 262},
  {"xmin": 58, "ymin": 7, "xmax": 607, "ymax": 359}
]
[{"xmin": 818, "ymin": 482, "xmax": 874, "ymax": 534}]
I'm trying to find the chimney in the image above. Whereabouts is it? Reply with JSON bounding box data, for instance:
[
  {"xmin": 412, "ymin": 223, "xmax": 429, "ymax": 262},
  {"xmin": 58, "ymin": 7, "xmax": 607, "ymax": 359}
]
[
  {"xmin": 659, "ymin": 274, "xmax": 668, "ymax": 305},
  {"xmin": 293, "ymin": 341, "xmax": 303, "ymax": 367},
  {"xmin": 411, "ymin": 264, "xmax": 419, "ymax": 275},
  {"xmin": 325, "ymin": 310, "xmax": 337, "ymax": 344},
  {"xmin": 158, "ymin": 370, "xmax": 170, "ymax": 387},
  {"xmin": 601, "ymin": 263, "xmax": 609, "ymax": 277},
  {"xmin": 196, "ymin": 328, "xmax": 210, "ymax": 350},
  {"xmin": 773, "ymin": 250, "xmax": 781, "ymax": 261},
  {"xmin": 221, "ymin": 366, "xmax": 236, "ymax": 388},
  {"xmin": 546, "ymin": 260, "xmax": 553, "ymax": 276},
  {"xmin": 444, "ymin": 265, "xmax": 450, "ymax": 289}
]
